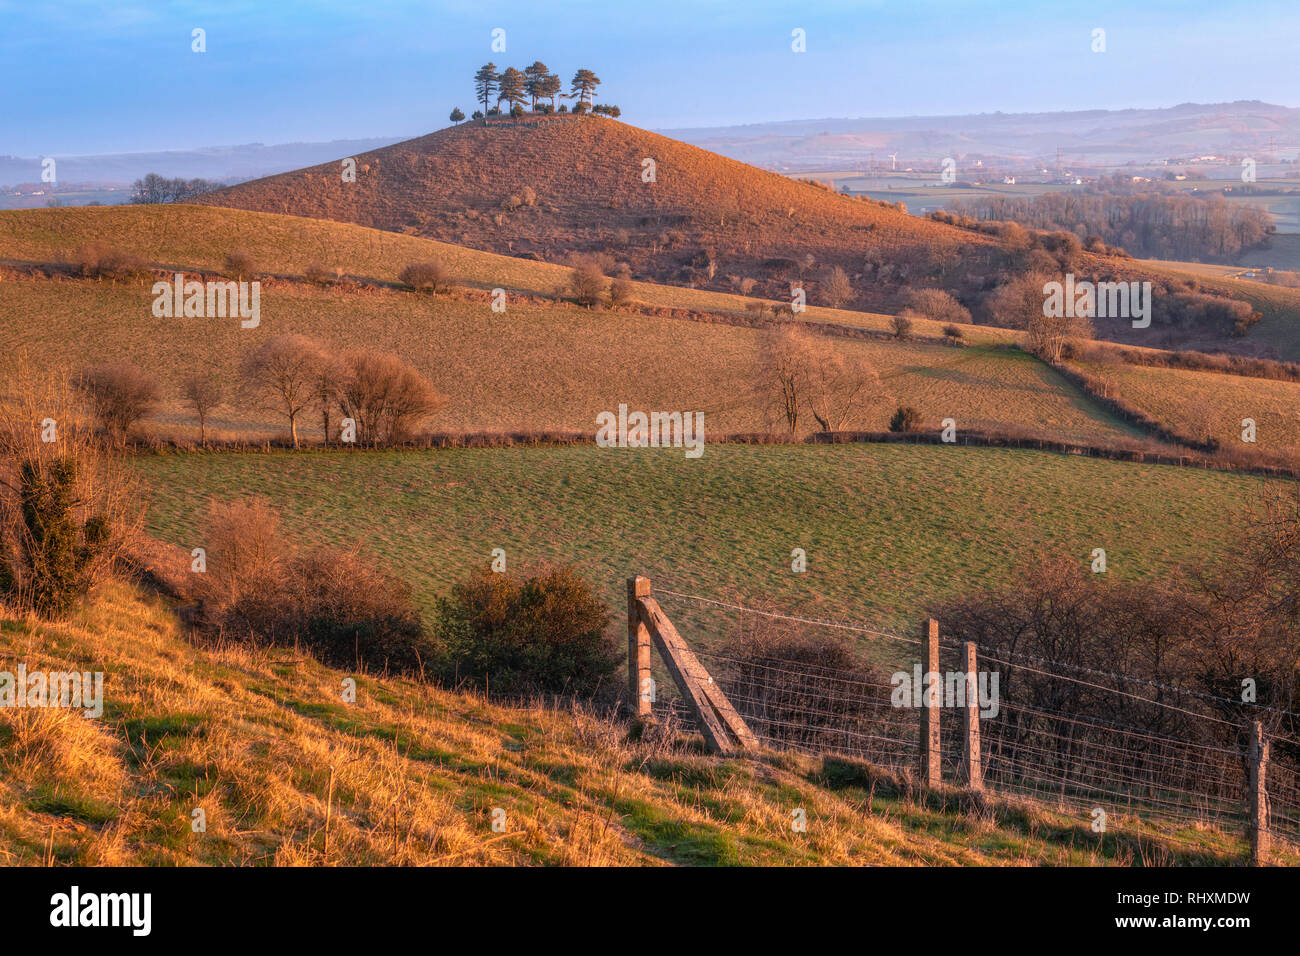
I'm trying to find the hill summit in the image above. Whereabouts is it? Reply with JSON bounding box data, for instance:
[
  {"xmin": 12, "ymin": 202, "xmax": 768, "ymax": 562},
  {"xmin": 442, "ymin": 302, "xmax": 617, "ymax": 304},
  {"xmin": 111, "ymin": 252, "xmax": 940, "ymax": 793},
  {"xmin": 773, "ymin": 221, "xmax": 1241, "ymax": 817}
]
[{"xmin": 196, "ymin": 116, "xmax": 992, "ymax": 311}]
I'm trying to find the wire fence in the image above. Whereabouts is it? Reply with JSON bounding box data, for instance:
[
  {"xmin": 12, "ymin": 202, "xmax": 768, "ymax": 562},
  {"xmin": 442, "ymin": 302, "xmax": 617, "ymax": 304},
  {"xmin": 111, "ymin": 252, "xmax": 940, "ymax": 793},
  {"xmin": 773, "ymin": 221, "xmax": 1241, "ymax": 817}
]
[{"xmin": 647, "ymin": 587, "xmax": 1300, "ymax": 856}]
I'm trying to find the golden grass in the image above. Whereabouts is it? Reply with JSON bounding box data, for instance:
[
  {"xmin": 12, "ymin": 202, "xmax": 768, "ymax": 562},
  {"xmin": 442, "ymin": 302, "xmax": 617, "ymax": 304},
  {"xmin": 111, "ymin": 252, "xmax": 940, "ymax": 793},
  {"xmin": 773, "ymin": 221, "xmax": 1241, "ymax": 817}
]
[
  {"xmin": 0, "ymin": 582, "xmax": 1267, "ymax": 866},
  {"xmin": 0, "ymin": 266, "xmax": 1126, "ymax": 443},
  {"xmin": 1086, "ymin": 360, "xmax": 1300, "ymax": 457}
]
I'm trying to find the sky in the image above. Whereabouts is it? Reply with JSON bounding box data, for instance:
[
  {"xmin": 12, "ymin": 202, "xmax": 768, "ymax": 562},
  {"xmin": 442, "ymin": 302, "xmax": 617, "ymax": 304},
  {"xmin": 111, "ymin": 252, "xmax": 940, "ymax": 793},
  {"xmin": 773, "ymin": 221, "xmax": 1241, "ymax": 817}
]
[{"xmin": 3, "ymin": 0, "xmax": 1299, "ymax": 156}]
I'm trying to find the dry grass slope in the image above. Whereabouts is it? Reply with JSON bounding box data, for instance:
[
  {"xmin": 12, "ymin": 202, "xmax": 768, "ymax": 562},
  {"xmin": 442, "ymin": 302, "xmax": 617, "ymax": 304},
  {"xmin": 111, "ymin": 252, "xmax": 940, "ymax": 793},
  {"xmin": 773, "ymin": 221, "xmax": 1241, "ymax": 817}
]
[{"xmin": 0, "ymin": 582, "xmax": 1259, "ymax": 866}]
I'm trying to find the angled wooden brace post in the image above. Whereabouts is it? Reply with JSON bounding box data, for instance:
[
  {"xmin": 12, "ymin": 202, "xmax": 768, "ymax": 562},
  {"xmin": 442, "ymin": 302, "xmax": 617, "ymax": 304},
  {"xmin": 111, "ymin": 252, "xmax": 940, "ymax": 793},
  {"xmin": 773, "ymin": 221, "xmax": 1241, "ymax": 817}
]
[{"xmin": 627, "ymin": 576, "xmax": 757, "ymax": 755}]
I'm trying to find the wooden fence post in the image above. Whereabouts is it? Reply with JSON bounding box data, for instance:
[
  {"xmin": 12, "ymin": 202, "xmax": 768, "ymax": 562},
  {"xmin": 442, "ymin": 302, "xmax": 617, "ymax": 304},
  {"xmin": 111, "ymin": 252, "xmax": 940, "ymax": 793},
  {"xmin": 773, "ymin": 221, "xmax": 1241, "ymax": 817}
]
[
  {"xmin": 961, "ymin": 641, "xmax": 983, "ymax": 792},
  {"xmin": 919, "ymin": 618, "xmax": 941, "ymax": 787},
  {"xmin": 635, "ymin": 594, "xmax": 757, "ymax": 754},
  {"xmin": 1249, "ymin": 720, "xmax": 1271, "ymax": 865},
  {"xmin": 627, "ymin": 576, "xmax": 653, "ymax": 719}
]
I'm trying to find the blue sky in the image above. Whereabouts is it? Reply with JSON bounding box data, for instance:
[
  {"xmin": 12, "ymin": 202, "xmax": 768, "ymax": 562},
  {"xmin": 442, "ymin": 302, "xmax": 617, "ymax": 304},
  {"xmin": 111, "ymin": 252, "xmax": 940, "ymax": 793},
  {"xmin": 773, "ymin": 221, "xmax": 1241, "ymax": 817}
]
[{"xmin": 3, "ymin": 0, "xmax": 1299, "ymax": 155}]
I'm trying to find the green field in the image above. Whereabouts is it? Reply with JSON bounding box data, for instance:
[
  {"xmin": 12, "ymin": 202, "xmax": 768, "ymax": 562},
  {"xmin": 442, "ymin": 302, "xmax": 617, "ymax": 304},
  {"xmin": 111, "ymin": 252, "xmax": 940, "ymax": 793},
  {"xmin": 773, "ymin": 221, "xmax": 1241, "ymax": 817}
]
[{"xmin": 133, "ymin": 443, "xmax": 1270, "ymax": 660}]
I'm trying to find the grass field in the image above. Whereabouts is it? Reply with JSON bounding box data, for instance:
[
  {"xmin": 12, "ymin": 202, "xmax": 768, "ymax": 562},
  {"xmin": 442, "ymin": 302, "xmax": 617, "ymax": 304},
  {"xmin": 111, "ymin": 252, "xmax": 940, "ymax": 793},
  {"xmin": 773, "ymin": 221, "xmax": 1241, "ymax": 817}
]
[
  {"xmin": 133, "ymin": 443, "xmax": 1269, "ymax": 650},
  {"xmin": 0, "ymin": 207, "xmax": 1123, "ymax": 443},
  {"xmin": 1086, "ymin": 359, "xmax": 1300, "ymax": 457},
  {"xmin": 0, "ymin": 581, "xmax": 1249, "ymax": 866}
]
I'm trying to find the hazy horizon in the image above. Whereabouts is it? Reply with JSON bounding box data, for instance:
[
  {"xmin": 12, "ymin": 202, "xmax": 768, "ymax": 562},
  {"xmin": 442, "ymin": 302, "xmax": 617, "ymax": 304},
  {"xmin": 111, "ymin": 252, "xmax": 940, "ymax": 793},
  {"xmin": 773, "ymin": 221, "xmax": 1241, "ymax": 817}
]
[{"xmin": 4, "ymin": 0, "xmax": 1300, "ymax": 155}]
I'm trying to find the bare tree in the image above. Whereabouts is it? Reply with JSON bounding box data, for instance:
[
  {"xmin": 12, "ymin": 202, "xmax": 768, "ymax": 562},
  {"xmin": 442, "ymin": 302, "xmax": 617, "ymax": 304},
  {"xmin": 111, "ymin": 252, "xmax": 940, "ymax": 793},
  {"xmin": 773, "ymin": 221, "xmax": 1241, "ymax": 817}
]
[
  {"xmin": 823, "ymin": 266, "xmax": 854, "ymax": 309},
  {"xmin": 756, "ymin": 326, "xmax": 809, "ymax": 436},
  {"xmin": 805, "ymin": 344, "xmax": 883, "ymax": 433},
  {"xmin": 76, "ymin": 363, "xmax": 159, "ymax": 447},
  {"xmin": 241, "ymin": 334, "xmax": 326, "ymax": 448},
  {"xmin": 567, "ymin": 263, "xmax": 607, "ymax": 308},
  {"xmin": 181, "ymin": 373, "xmax": 226, "ymax": 448},
  {"xmin": 335, "ymin": 350, "xmax": 445, "ymax": 447}
]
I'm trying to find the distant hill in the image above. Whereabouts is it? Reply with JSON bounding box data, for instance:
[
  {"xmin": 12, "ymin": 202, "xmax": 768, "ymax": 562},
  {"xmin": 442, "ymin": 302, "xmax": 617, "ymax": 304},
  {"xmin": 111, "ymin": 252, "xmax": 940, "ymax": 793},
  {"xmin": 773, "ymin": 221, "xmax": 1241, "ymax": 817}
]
[
  {"xmin": 0, "ymin": 136, "xmax": 408, "ymax": 191},
  {"xmin": 662, "ymin": 101, "xmax": 1300, "ymax": 170}
]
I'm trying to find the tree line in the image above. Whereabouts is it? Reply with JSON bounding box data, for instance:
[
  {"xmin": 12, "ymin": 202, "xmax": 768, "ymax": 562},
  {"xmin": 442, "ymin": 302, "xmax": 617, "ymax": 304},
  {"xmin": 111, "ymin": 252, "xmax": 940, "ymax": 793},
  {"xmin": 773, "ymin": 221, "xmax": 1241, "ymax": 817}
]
[
  {"xmin": 128, "ymin": 172, "xmax": 223, "ymax": 204},
  {"xmin": 453, "ymin": 62, "xmax": 618, "ymax": 122},
  {"xmin": 948, "ymin": 190, "xmax": 1274, "ymax": 261}
]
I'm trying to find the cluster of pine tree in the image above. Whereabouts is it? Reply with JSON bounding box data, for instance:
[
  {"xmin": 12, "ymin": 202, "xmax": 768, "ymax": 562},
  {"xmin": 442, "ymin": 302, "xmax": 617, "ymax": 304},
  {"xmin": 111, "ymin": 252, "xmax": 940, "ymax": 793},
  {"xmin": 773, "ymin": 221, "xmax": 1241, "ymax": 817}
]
[{"xmin": 450, "ymin": 63, "xmax": 618, "ymax": 123}]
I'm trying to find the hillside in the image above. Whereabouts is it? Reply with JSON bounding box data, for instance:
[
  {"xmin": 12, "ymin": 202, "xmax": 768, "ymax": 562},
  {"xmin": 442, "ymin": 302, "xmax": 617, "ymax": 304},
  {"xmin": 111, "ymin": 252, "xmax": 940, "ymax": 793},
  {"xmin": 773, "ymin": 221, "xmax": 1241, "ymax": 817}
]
[
  {"xmin": 193, "ymin": 117, "xmax": 1299, "ymax": 349},
  {"xmin": 0, "ymin": 206, "xmax": 1131, "ymax": 446},
  {"xmin": 191, "ymin": 117, "xmax": 1008, "ymax": 314},
  {"xmin": 0, "ymin": 580, "xmax": 1253, "ymax": 866}
]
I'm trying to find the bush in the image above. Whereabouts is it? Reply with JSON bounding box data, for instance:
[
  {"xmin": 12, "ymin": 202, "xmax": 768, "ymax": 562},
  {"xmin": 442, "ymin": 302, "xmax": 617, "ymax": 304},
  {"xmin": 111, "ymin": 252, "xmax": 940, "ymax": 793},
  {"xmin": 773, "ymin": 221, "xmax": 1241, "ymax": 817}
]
[
  {"xmin": 568, "ymin": 263, "xmax": 607, "ymax": 307},
  {"xmin": 607, "ymin": 277, "xmax": 633, "ymax": 308},
  {"xmin": 197, "ymin": 500, "xmax": 431, "ymax": 673},
  {"xmin": 888, "ymin": 405, "xmax": 923, "ymax": 433},
  {"xmin": 223, "ymin": 250, "xmax": 256, "ymax": 280},
  {"xmin": 304, "ymin": 262, "xmax": 335, "ymax": 286},
  {"xmin": 334, "ymin": 349, "xmax": 445, "ymax": 447},
  {"xmin": 72, "ymin": 242, "xmax": 149, "ymax": 281},
  {"xmin": 890, "ymin": 313, "xmax": 915, "ymax": 342},
  {"xmin": 905, "ymin": 288, "xmax": 972, "ymax": 325},
  {"xmin": 724, "ymin": 609, "xmax": 887, "ymax": 750},
  {"xmin": 399, "ymin": 260, "xmax": 450, "ymax": 294},
  {"xmin": 942, "ymin": 323, "xmax": 964, "ymax": 345},
  {"xmin": 0, "ymin": 361, "xmax": 140, "ymax": 618},
  {"xmin": 76, "ymin": 363, "xmax": 159, "ymax": 446},
  {"xmin": 433, "ymin": 564, "xmax": 616, "ymax": 697}
]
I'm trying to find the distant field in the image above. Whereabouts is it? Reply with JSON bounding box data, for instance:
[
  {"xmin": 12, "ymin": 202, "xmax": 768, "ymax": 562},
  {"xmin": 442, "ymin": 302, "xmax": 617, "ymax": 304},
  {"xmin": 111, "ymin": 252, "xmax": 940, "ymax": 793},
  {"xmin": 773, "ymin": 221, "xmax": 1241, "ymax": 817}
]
[{"xmin": 133, "ymin": 443, "xmax": 1269, "ymax": 660}]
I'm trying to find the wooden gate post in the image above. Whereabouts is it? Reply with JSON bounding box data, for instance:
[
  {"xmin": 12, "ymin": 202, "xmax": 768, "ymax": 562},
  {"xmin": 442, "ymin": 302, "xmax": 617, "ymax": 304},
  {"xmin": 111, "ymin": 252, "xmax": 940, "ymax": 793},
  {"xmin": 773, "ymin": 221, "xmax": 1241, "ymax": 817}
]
[
  {"xmin": 1248, "ymin": 720, "xmax": 1271, "ymax": 865},
  {"xmin": 919, "ymin": 618, "xmax": 941, "ymax": 787},
  {"xmin": 627, "ymin": 576, "xmax": 653, "ymax": 719},
  {"xmin": 961, "ymin": 641, "xmax": 983, "ymax": 792}
]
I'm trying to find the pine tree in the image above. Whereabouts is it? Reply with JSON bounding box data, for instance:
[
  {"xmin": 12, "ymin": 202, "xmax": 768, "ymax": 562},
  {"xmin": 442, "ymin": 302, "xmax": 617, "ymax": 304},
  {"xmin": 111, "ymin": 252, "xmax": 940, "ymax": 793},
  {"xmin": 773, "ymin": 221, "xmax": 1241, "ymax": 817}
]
[
  {"xmin": 497, "ymin": 67, "xmax": 526, "ymax": 111},
  {"xmin": 450, "ymin": 107, "xmax": 465, "ymax": 123},
  {"xmin": 569, "ymin": 69, "xmax": 601, "ymax": 107},
  {"xmin": 473, "ymin": 63, "xmax": 499, "ymax": 115},
  {"xmin": 539, "ymin": 72, "xmax": 562, "ymax": 110},
  {"xmin": 523, "ymin": 61, "xmax": 551, "ymax": 111}
]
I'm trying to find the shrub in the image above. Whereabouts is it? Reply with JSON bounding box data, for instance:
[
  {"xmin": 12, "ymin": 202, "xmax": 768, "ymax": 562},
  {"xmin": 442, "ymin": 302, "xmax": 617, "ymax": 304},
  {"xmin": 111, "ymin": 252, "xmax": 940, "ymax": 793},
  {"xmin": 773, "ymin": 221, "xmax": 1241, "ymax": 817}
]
[
  {"xmin": 942, "ymin": 323, "xmax": 964, "ymax": 345},
  {"xmin": 724, "ymin": 609, "xmax": 887, "ymax": 750},
  {"xmin": 890, "ymin": 313, "xmax": 915, "ymax": 342},
  {"xmin": 197, "ymin": 500, "xmax": 431, "ymax": 673},
  {"xmin": 334, "ymin": 349, "xmax": 445, "ymax": 447},
  {"xmin": 568, "ymin": 263, "xmax": 607, "ymax": 307},
  {"xmin": 822, "ymin": 266, "xmax": 853, "ymax": 308},
  {"xmin": 0, "ymin": 361, "xmax": 140, "ymax": 618},
  {"xmin": 399, "ymin": 260, "xmax": 450, "ymax": 294},
  {"xmin": 303, "ymin": 262, "xmax": 334, "ymax": 286},
  {"xmin": 76, "ymin": 363, "xmax": 159, "ymax": 446},
  {"xmin": 433, "ymin": 564, "xmax": 616, "ymax": 697},
  {"xmin": 905, "ymin": 288, "xmax": 972, "ymax": 325},
  {"xmin": 223, "ymin": 250, "xmax": 256, "ymax": 280},
  {"xmin": 607, "ymin": 277, "xmax": 633, "ymax": 308},
  {"xmin": 888, "ymin": 405, "xmax": 922, "ymax": 433},
  {"xmin": 72, "ymin": 242, "xmax": 149, "ymax": 280}
]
